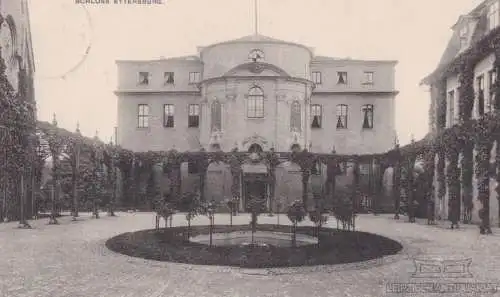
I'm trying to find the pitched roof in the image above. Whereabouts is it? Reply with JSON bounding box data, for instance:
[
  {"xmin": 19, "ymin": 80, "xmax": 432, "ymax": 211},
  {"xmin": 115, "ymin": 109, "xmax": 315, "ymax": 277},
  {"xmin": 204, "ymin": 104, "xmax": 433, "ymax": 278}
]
[{"xmin": 420, "ymin": 0, "xmax": 491, "ymax": 85}]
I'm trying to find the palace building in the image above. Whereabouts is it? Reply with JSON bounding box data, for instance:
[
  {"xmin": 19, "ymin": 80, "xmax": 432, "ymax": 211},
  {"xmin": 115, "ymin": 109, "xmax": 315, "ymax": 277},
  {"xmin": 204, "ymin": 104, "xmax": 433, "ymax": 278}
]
[
  {"xmin": 422, "ymin": 0, "xmax": 500, "ymax": 224},
  {"xmin": 115, "ymin": 34, "xmax": 397, "ymax": 154},
  {"xmin": 114, "ymin": 33, "xmax": 398, "ymax": 210}
]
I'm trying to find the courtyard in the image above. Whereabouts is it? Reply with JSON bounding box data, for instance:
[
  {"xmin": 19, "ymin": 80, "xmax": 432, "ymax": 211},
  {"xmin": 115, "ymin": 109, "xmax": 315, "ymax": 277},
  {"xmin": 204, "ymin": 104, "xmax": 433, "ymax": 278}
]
[{"xmin": 1, "ymin": 213, "xmax": 500, "ymax": 297}]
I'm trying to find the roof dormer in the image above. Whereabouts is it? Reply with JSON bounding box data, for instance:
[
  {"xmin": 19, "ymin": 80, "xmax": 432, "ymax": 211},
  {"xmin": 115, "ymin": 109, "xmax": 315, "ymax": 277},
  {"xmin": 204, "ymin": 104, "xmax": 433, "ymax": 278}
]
[{"xmin": 451, "ymin": 15, "xmax": 478, "ymax": 53}]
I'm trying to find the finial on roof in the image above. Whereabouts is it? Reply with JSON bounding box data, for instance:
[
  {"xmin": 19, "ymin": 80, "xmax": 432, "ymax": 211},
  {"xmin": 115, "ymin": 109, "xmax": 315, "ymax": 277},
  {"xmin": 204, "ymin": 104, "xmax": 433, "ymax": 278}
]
[
  {"xmin": 94, "ymin": 130, "xmax": 99, "ymax": 140},
  {"xmin": 394, "ymin": 135, "xmax": 400, "ymax": 148},
  {"xmin": 52, "ymin": 113, "xmax": 57, "ymax": 126},
  {"xmin": 75, "ymin": 121, "xmax": 81, "ymax": 134}
]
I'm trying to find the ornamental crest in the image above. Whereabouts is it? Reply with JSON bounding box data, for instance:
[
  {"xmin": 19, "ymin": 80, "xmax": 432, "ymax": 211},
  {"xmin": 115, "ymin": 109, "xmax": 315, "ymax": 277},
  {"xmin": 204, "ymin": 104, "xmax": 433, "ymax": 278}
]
[{"xmin": 242, "ymin": 133, "xmax": 268, "ymax": 147}]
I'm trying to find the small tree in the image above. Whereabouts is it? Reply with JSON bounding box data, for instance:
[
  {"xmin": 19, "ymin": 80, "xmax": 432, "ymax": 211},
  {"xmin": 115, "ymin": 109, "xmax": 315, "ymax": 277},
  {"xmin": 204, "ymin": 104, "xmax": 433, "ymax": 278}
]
[
  {"xmin": 225, "ymin": 196, "xmax": 239, "ymax": 226},
  {"xmin": 247, "ymin": 195, "xmax": 267, "ymax": 245},
  {"xmin": 287, "ymin": 200, "xmax": 306, "ymax": 247},
  {"xmin": 201, "ymin": 200, "xmax": 216, "ymax": 247},
  {"xmin": 156, "ymin": 201, "xmax": 176, "ymax": 230},
  {"xmin": 332, "ymin": 186, "xmax": 356, "ymax": 231},
  {"xmin": 183, "ymin": 191, "xmax": 201, "ymax": 240}
]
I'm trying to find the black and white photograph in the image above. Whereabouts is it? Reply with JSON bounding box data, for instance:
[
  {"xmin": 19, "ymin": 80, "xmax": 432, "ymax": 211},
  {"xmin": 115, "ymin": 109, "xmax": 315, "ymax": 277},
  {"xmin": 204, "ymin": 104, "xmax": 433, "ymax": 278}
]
[{"xmin": 0, "ymin": 0, "xmax": 499, "ymax": 296}]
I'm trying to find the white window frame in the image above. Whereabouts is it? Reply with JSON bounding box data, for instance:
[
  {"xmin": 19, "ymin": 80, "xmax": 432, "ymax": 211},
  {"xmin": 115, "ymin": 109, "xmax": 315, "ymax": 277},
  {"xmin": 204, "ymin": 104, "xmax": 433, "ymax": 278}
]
[
  {"xmin": 363, "ymin": 71, "xmax": 374, "ymax": 85},
  {"xmin": 312, "ymin": 71, "xmax": 322, "ymax": 84},
  {"xmin": 189, "ymin": 72, "xmax": 201, "ymax": 84}
]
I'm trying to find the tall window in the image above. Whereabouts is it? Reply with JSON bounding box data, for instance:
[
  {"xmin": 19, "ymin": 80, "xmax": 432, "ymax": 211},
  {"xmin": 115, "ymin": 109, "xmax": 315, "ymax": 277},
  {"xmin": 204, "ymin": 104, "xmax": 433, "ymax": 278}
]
[
  {"xmin": 363, "ymin": 71, "xmax": 374, "ymax": 84},
  {"xmin": 447, "ymin": 90, "xmax": 455, "ymax": 126},
  {"xmin": 189, "ymin": 72, "xmax": 201, "ymax": 84},
  {"xmin": 488, "ymin": 1, "xmax": 499, "ymax": 31},
  {"xmin": 247, "ymin": 86, "xmax": 264, "ymax": 118},
  {"xmin": 336, "ymin": 104, "xmax": 348, "ymax": 129},
  {"xmin": 137, "ymin": 104, "xmax": 149, "ymax": 128},
  {"xmin": 138, "ymin": 72, "xmax": 149, "ymax": 85},
  {"xmin": 164, "ymin": 72, "xmax": 175, "ymax": 84},
  {"xmin": 312, "ymin": 71, "xmax": 322, "ymax": 84},
  {"xmin": 290, "ymin": 101, "xmax": 301, "ymax": 131},
  {"xmin": 164, "ymin": 104, "xmax": 175, "ymax": 127},
  {"xmin": 361, "ymin": 104, "xmax": 374, "ymax": 129},
  {"xmin": 311, "ymin": 104, "xmax": 322, "ymax": 128},
  {"xmin": 477, "ymin": 75, "xmax": 485, "ymax": 117},
  {"xmin": 488, "ymin": 69, "xmax": 497, "ymax": 112},
  {"xmin": 188, "ymin": 104, "xmax": 199, "ymax": 127},
  {"xmin": 211, "ymin": 100, "xmax": 222, "ymax": 131},
  {"xmin": 337, "ymin": 72, "xmax": 347, "ymax": 84}
]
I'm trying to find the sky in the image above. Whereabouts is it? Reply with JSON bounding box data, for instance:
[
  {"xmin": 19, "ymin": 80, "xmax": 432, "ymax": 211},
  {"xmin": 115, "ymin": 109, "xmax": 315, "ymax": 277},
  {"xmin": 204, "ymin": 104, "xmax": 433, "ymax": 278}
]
[{"xmin": 28, "ymin": 0, "xmax": 484, "ymax": 146}]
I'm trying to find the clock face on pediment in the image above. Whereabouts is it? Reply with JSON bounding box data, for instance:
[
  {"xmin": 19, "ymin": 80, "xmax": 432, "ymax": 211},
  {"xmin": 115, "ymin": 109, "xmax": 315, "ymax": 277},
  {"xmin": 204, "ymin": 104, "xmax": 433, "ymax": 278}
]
[
  {"xmin": 0, "ymin": 21, "xmax": 18, "ymax": 93},
  {"xmin": 249, "ymin": 49, "xmax": 264, "ymax": 62}
]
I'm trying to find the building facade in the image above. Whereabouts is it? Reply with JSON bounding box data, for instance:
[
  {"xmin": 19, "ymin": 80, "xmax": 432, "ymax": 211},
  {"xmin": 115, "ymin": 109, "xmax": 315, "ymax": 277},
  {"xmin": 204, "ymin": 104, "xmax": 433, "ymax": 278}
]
[
  {"xmin": 0, "ymin": 0, "xmax": 35, "ymax": 96},
  {"xmin": 115, "ymin": 34, "xmax": 397, "ymax": 155},
  {"xmin": 423, "ymin": 0, "xmax": 500, "ymax": 224},
  {"xmin": 115, "ymin": 34, "xmax": 397, "ymax": 211}
]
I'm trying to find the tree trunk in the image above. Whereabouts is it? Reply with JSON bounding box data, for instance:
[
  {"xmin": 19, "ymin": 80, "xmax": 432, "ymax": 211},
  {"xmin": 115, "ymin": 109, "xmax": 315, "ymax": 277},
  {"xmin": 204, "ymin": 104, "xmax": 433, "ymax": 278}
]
[
  {"xmin": 187, "ymin": 218, "xmax": 191, "ymax": 240},
  {"xmin": 393, "ymin": 160, "xmax": 401, "ymax": 219},
  {"xmin": 462, "ymin": 144, "xmax": 474, "ymax": 223},
  {"xmin": 477, "ymin": 141, "xmax": 492, "ymax": 234},
  {"xmin": 48, "ymin": 183, "xmax": 58, "ymax": 225}
]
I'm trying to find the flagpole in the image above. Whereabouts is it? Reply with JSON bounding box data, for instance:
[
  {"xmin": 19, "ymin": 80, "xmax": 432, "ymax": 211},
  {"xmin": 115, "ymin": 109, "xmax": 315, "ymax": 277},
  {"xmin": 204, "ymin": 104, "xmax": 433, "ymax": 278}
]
[{"xmin": 254, "ymin": 0, "xmax": 258, "ymax": 35}]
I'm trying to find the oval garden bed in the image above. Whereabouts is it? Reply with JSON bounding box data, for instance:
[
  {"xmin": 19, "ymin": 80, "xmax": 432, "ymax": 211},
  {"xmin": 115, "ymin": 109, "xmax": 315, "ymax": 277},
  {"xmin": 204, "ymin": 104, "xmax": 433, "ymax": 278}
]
[{"xmin": 105, "ymin": 224, "xmax": 403, "ymax": 268}]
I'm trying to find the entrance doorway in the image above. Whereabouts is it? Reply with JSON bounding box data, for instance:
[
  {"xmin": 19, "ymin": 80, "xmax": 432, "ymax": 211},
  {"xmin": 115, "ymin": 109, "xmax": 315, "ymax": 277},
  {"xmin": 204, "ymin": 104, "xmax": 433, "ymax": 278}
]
[{"xmin": 243, "ymin": 174, "xmax": 268, "ymax": 211}]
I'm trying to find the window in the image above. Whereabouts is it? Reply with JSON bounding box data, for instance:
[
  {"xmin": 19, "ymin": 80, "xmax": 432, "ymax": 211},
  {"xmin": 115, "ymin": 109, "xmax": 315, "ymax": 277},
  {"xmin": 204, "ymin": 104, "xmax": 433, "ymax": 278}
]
[
  {"xmin": 363, "ymin": 71, "xmax": 374, "ymax": 84},
  {"xmin": 312, "ymin": 71, "xmax": 322, "ymax": 84},
  {"xmin": 290, "ymin": 101, "xmax": 301, "ymax": 131},
  {"xmin": 336, "ymin": 104, "xmax": 348, "ymax": 129},
  {"xmin": 459, "ymin": 26, "xmax": 468, "ymax": 49},
  {"xmin": 247, "ymin": 86, "xmax": 264, "ymax": 118},
  {"xmin": 488, "ymin": 69, "xmax": 497, "ymax": 112},
  {"xmin": 164, "ymin": 72, "xmax": 174, "ymax": 84},
  {"xmin": 447, "ymin": 90, "xmax": 455, "ymax": 126},
  {"xmin": 488, "ymin": 1, "xmax": 499, "ymax": 31},
  {"xmin": 477, "ymin": 75, "xmax": 485, "ymax": 116},
  {"xmin": 311, "ymin": 104, "xmax": 322, "ymax": 128},
  {"xmin": 188, "ymin": 104, "xmax": 199, "ymax": 128},
  {"xmin": 164, "ymin": 104, "xmax": 175, "ymax": 127},
  {"xmin": 137, "ymin": 104, "xmax": 149, "ymax": 128},
  {"xmin": 210, "ymin": 100, "xmax": 222, "ymax": 131},
  {"xmin": 361, "ymin": 104, "xmax": 374, "ymax": 129},
  {"xmin": 337, "ymin": 71, "xmax": 347, "ymax": 84},
  {"xmin": 138, "ymin": 72, "xmax": 149, "ymax": 85},
  {"xmin": 189, "ymin": 72, "xmax": 201, "ymax": 84}
]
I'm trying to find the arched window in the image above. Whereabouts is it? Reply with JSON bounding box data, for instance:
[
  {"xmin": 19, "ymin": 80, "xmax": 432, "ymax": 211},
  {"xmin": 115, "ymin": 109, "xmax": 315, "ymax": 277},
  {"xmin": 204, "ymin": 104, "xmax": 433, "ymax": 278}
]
[
  {"xmin": 211, "ymin": 99, "xmax": 222, "ymax": 131},
  {"xmin": 247, "ymin": 87, "xmax": 264, "ymax": 118},
  {"xmin": 361, "ymin": 104, "xmax": 374, "ymax": 129},
  {"xmin": 248, "ymin": 143, "xmax": 263, "ymax": 153},
  {"xmin": 290, "ymin": 101, "xmax": 301, "ymax": 131},
  {"xmin": 290, "ymin": 143, "xmax": 301, "ymax": 152}
]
